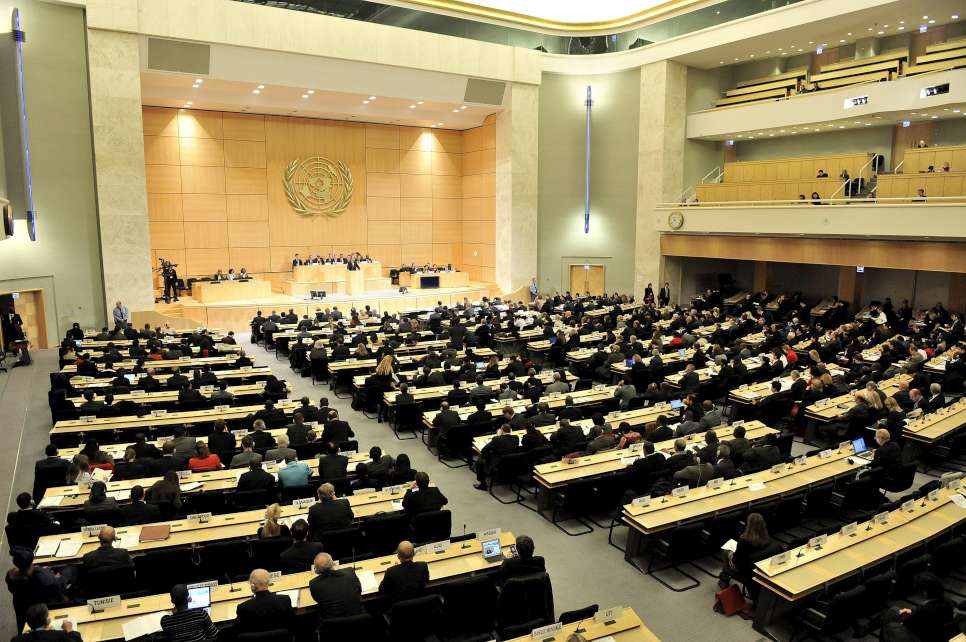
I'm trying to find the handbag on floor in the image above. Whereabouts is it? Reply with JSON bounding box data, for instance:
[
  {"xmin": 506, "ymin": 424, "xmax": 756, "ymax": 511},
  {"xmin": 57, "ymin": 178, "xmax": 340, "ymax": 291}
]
[{"xmin": 713, "ymin": 585, "xmax": 748, "ymax": 616}]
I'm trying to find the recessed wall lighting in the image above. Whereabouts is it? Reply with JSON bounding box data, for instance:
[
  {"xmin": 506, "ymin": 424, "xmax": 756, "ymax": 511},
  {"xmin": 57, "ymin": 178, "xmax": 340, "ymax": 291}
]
[
  {"xmin": 954, "ymin": 15, "xmax": 960, "ymax": 20},
  {"xmin": 840, "ymin": 39, "xmax": 846, "ymax": 42},
  {"xmin": 922, "ymin": 15, "xmax": 928, "ymax": 19},
  {"xmin": 368, "ymin": 96, "xmax": 376, "ymax": 100},
  {"xmin": 409, "ymin": 105, "xmax": 416, "ymax": 109},
  {"xmin": 257, "ymin": 84, "xmax": 265, "ymax": 89},
  {"xmin": 307, "ymin": 90, "xmax": 315, "ymax": 94},
  {"xmin": 898, "ymin": 26, "xmax": 905, "ymax": 30},
  {"xmin": 452, "ymin": 109, "xmax": 459, "ymax": 113},
  {"xmin": 301, "ymin": 94, "xmax": 308, "ymax": 99},
  {"xmin": 417, "ymin": 101, "xmax": 424, "ymax": 105},
  {"xmin": 194, "ymin": 79, "xmax": 203, "ymax": 84},
  {"xmin": 931, "ymin": 115, "xmax": 939, "ymax": 119},
  {"xmin": 460, "ymin": 105, "xmax": 467, "ymax": 110},
  {"xmin": 437, "ymin": 122, "xmax": 443, "ymax": 126},
  {"xmin": 252, "ymin": 89, "xmax": 260, "ymax": 94},
  {"xmin": 362, "ymin": 100, "xmax": 369, "ymax": 104},
  {"xmin": 847, "ymin": 32, "xmax": 852, "ymax": 36},
  {"xmin": 929, "ymin": 20, "xmax": 935, "ymax": 24}
]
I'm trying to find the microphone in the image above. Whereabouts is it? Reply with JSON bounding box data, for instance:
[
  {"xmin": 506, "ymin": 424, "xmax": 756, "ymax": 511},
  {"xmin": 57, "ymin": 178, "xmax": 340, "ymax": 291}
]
[
  {"xmin": 350, "ymin": 546, "xmax": 356, "ymax": 570},
  {"xmin": 460, "ymin": 524, "xmax": 470, "ymax": 549},
  {"xmin": 225, "ymin": 573, "xmax": 241, "ymax": 593},
  {"xmin": 573, "ymin": 615, "xmax": 590, "ymax": 634}
]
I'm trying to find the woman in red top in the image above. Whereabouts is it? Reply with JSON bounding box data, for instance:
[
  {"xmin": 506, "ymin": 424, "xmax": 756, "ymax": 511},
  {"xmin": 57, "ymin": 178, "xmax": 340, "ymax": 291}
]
[{"xmin": 188, "ymin": 443, "xmax": 222, "ymax": 472}]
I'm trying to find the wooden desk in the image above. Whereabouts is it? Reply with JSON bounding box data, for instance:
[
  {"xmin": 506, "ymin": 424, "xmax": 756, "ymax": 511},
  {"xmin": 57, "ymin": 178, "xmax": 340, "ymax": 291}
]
[
  {"xmin": 77, "ymin": 336, "xmax": 226, "ymax": 349},
  {"xmin": 57, "ymin": 426, "xmax": 296, "ymax": 461},
  {"xmin": 67, "ymin": 367, "xmax": 273, "ymax": 390},
  {"xmin": 903, "ymin": 399, "xmax": 966, "ymax": 444},
  {"xmin": 804, "ymin": 374, "xmax": 910, "ymax": 422},
  {"xmin": 724, "ymin": 292, "xmax": 750, "ymax": 305},
  {"xmin": 193, "ymin": 280, "xmax": 272, "ymax": 304},
  {"xmin": 328, "ymin": 348, "xmax": 496, "ymax": 375},
  {"xmin": 534, "ymin": 421, "xmax": 776, "ymax": 491},
  {"xmin": 753, "ymin": 487, "xmax": 966, "ymax": 620},
  {"xmin": 67, "ymin": 383, "xmax": 275, "ymax": 408},
  {"xmin": 664, "ymin": 358, "xmax": 763, "ymax": 389},
  {"xmin": 34, "ymin": 488, "xmax": 404, "ymax": 565},
  {"xmin": 62, "ymin": 355, "xmax": 242, "ymax": 374},
  {"xmin": 729, "ymin": 368, "xmax": 845, "ymax": 406},
  {"xmin": 422, "ymin": 385, "xmax": 618, "ymax": 428},
  {"xmin": 48, "ymin": 531, "xmax": 516, "ymax": 642},
  {"xmin": 503, "ymin": 608, "xmax": 660, "ymax": 642},
  {"xmin": 51, "ymin": 397, "xmax": 295, "ymax": 438},
  {"xmin": 41, "ymin": 453, "xmax": 369, "ymax": 509},
  {"xmin": 382, "ymin": 371, "xmax": 555, "ymax": 406},
  {"xmin": 398, "ymin": 271, "xmax": 469, "ymax": 289},
  {"xmin": 292, "ymin": 261, "xmax": 381, "ymax": 283},
  {"xmin": 528, "ymin": 332, "xmax": 607, "ymax": 352},
  {"xmin": 623, "ymin": 441, "xmax": 861, "ymax": 538}
]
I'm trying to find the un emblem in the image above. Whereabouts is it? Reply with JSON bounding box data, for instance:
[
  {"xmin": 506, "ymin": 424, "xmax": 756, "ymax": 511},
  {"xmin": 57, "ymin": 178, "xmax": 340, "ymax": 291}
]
[{"xmin": 282, "ymin": 157, "xmax": 354, "ymax": 217}]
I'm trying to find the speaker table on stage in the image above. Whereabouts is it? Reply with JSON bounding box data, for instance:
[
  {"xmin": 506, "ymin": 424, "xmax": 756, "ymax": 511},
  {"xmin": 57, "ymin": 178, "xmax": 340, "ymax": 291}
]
[
  {"xmin": 192, "ymin": 280, "xmax": 272, "ymax": 304},
  {"xmin": 282, "ymin": 261, "xmax": 390, "ymax": 297},
  {"xmin": 398, "ymin": 271, "xmax": 470, "ymax": 289}
]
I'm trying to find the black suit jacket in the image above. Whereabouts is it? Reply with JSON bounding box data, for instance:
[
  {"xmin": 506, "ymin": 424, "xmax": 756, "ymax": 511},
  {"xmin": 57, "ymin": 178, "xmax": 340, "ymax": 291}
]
[
  {"xmin": 13, "ymin": 631, "xmax": 82, "ymax": 642},
  {"xmin": 308, "ymin": 499, "xmax": 354, "ymax": 537},
  {"xmin": 120, "ymin": 500, "xmax": 162, "ymax": 526},
  {"xmin": 309, "ymin": 569, "xmax": 364, "ymax": 619},
  {"xmin": 402, "ymin": 487, "xmax": 448, "ymax": 514},
  {"xmin": 872, "ymin": 440, "xmax": 902, "ymax": 473},
  {"xmin": 237, "ymin": 468, "xmax": 276, "ymax": 492},
  {"xmin": 207, "ymin": 431, "xmax": 236, "ymax": 454},
  {"xmin": 500, "ymin": 555, "xmax": 546, "ymax": 583},
  {"xmin": 235, "ymin": 591, "xmax": 295, "ymax": 633},
  {"xmin": 321, "ymin": 421, "xmax": 354, "ymax": 445},
  {"xmin": 379, "ymin": 560, "xmax": 429, "ymax": 602},
  {"xmin": 318, "ymin": 455, "xmax": 349, "ymax": 481},
  {"xmin": 280, "ymin": 541, "xmax": 324, "ymax": 572},
  {"xmin": 82, "ymin": 545, "xmax": 133, "ymax": 573}
]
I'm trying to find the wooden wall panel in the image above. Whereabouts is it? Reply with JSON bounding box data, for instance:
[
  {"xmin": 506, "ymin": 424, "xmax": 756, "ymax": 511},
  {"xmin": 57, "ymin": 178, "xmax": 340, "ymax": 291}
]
[{"xmin": 144, "ymin": 108, "xmax": 495, "ymax": 281}]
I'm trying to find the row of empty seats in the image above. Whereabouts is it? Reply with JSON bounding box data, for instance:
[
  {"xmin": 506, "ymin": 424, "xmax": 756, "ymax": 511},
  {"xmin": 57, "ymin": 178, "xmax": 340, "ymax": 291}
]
[{"xmin": 906, "ymin": 36, "xmax": 966, "ymax": 76}]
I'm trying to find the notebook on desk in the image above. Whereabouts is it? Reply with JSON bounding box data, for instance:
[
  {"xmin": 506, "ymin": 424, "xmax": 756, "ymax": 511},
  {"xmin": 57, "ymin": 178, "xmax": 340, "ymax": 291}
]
[{"xmin": 139, "ymin": 524, "xmax": 171, "ymax": 543}]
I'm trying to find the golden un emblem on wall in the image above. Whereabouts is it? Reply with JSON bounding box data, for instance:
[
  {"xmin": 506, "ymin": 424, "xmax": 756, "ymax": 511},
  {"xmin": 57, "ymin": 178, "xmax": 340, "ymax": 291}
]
[{"xmin": 282, "ymin": 157, "xmax": 354, "ymax": 217}]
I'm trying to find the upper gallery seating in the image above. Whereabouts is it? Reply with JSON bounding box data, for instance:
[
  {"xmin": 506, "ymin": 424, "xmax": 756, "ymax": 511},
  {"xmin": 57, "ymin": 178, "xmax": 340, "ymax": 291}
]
[{"xmin": 906, "ymin": 36, "xmax": 966, "ymax": 75}]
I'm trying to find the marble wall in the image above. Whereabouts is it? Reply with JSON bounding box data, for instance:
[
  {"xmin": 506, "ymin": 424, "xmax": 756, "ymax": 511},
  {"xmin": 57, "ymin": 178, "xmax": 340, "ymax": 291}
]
[
  {"xmin": 495, "ymin": 82, "xmax": 539, "ymax": 296},
  {"xmin": 635, "ymin": 60, "xmax": 687, "ymax": 302},
  {"xmin": 87, "ymin": 29, "xmax": 155, "ymax": 313}
]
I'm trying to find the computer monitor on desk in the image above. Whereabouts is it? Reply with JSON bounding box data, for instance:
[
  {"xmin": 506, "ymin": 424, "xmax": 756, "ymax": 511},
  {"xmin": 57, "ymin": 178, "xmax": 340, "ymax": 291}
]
[{"xmin": 420, "ymin": 276, "xmax": 440, "ymax": 289}]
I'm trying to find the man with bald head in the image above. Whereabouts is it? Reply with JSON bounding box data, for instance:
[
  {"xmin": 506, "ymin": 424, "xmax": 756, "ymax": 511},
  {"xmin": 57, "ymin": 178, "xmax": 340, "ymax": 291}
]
[
  {"xmin": 235, "ymin": 568, "xmax": 295, "ymax": 633},
  {"xmin": 308, "ymin": 552, "xmax": 365, "ymax": 620},
  {"xmin": 378, "ymin": 540, "xmax": 429, "ymax": 603},
  {"xmin": 81, "ymin": 526, "xmax": 133, "ymax": 574}
]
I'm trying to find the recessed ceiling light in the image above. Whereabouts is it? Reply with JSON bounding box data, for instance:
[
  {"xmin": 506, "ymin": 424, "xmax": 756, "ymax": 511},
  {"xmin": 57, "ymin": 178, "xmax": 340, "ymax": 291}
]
[
  {"xmin": 954, "ymin": 15, "xmax": 960, "ymax": 20},
  {"xmin": 945, "ymin": 108, "xmax": 950, "ymax": 111},
  {"xmin": 765, "ymin": 50, "xmax": 771, "ymax": 54},
  {"xmin": 437, "ymin": 122, "xmax": 443, "ymax": 126},
  {"xmin": 750, "ymin": 54, "xmax": 755, "ymax": 58},
  {"xmin": 409, "ymin": 105, "xmax": 416, "ymax": 109},
  {"xmin": 430, "ymin": 124, "xmax": 436, "ymax": 128},
  {"xmin": 847, "ymin": 32, "xmax": 852, "ymax": 35},
  {"xmin": 797, "ymin": 48, "xmax": 803, "ymax": 52},
  {"xmin": 192, "ymin": 84, "xmax": 200, "ymax": 89},
  {"xmin": 955, "ymin": 109, "xmax": 962, "ymax": 113},
  {"xmin": 194, "ymin": 79, "xmax": 203, "ymax": 84},
  {"xmin": 368, "ymin": 96, "xmax": 376, "ymax": 100},
  {"xmin": 854, "ymin": 121, "xmax": 860, "ymax": 124},
  {"xmin": 931, "ymin": 115, "xmax": 938, "ymax": 119},
  {"xmin": 362, "ymin": 100, "xmax": 369, "ymax": 104},
  {"xmin": 868, "ymin": 27, "xmax": 873, "ymax": 31},
  {"xmin": 734, "ymin": 57, "xmax": 739, "ymax": 61},
  {"xmin": 777, "ymin": 48, "xmax": 783, "ymax": 51},
  {"xmin": 452, "ymin": 109, "xmax": 459, "ymax": 113},
  {"xmin": 186, "ymin": 101, "xmax": 193, "ymax": 105},
  {"xmin": 839, "ymin": 125, "xmax": 845, "ymax": 129},
  {"xmin": 301, "ymin": 94, "xmax": 308, "ymax": 99},
  {"xmin": 307, "ymin": 90, "xmax": 315, "ymax": 94},
  {"xmin": 877, "ymin": 31, "xmax": 884, "ymax": 34},
  {"xmin": 923, "ymin": 15, "xmax": 928, "ymax": 19},
  {"xmin": 769, "ymin": 134, "xmax": 774, "ymax": 137},
  {"xmin": 883, "ymin": 25, "xmax": 889, "ymax": 28},
  {"xmin": 719, "ymin": 61, "xmax": 725, "ymax": 64},
  {"xmin": 898, "ymin": 26, "xmax": 905, "ymax": 30},
  {"xmin": 929, "ymin": 20, "xmax": 935, "ymax": 24},
  {"xmin": 808, "ymin": 41, "xmax": 814, "ymax": 44},
  {"xmin": 257, "ymin": 84, "xmax": 265, "ymax": 89},
  {"xmin": 779, "ymin": 129, "xmax": 786, "ymax": 132},
  {"xmin": 840, "ymin": 39, "xmax": 846, "ymax": 42},
  {"xmin": 417, "ymin": 101, "xmax": 424, "ymax": 105},
  {"xmin": 865, "ymin": 123, "xmax": 871, "ymax": 126},
  {"xmin": 460, "ymin": 106, "xmax": 467, "ymax": 110},
  {"xmin": 252, "ymin": 89, "xmax": 260, "ymax": 94}
]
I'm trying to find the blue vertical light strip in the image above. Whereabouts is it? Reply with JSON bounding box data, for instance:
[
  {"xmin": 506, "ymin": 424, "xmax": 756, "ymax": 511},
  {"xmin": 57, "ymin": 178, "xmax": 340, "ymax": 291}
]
[
  {"xmin": 12, "ymin": 8, "xmax": 36, "ymax": 240},
  {"xmin": 584, "ymin": 85, "xmax": 592, "ymax": 234}
]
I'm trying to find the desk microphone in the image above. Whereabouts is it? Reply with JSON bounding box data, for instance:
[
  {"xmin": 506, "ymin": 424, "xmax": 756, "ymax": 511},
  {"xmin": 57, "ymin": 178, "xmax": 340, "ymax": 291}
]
[
  {"xmin": 460, "ymin": 524, "xmax": 471, "ymax": 549},
  {"xmin": 573, "ymin": 615, "xmax": 591, "ymax": 634},
  {"xmin": 350, "ymin": 546, "xmax": 356, "ymax": 570},
  {"xmin": 225, "ymin": 573, "xmax": 241, "ymax": 593}
]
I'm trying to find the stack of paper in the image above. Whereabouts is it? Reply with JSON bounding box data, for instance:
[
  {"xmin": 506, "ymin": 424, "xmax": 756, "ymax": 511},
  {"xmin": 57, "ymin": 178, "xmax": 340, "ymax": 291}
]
[
  {"xmin": 55, "ymin": 540, "xmax": 83, "ymax": 558},
  {"xmin": 121, "ymin": 612, "xmax": 167, "ymax": 641},
  {"xmin": 180, "ymin": 482, "xmax": 203, "ymax": 492},
  {"xmin": 38, "ymin": 496, "xmax": 63, "ymax": 509},
  {"xmin": 116, "ymin": 530, "xmax": 141, "ymax": 549},
  {"xmin": 356, "ymin": 569, "xmax": 377, "ymax": 593},
  {"xmin": 277, "ymin": 589, "xmax": 300, "ymax": 608},
  {"xmin": 34, "ymin": 540, "xmax": 59, "ymax": 557}
]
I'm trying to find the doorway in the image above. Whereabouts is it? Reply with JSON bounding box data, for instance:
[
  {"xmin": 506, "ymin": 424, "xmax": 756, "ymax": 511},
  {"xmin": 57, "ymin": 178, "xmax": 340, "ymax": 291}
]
[
  {"xmin": 569, "ymin": 264, "xmax": 605, "ymax": 296},
  {"xmin": 0, "ymin": 289, "xmax": 48, "ymax": 350}
]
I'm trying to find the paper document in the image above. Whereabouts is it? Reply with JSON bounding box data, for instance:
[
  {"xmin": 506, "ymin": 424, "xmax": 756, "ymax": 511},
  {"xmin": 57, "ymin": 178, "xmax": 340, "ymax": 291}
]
[
  {"xmin": 34, "ymin": 540, "xmax": 59, "ymax": 557},
  {"xmin": 38, "ymin": 495, "xmax": 63, "ymax": 508},
  {"xmin": 107, "ymin": 490, "xmax": 129, "ymax": 501},
  {"xmin": 951, "ymin": 494, "xmax": 966, "ymax": 509},
  {"xmin": 116, "ymin": 530, "xmax": 141, "ymax": 549},
  {"xmin": 391, "ymin": 500, "xmax": 403, "ymax": 510},
  {"xmin": 55, "ymin": 540, "xmax": 83, "ymax": 558},
  {"xmin": 180, "ymin": 482, "xmax": 203, "ymax": 492},
  {"xmin": 720, "ymin": 539, "xmax": 738, "ymax": 553},
  {"xmin": 748, "ymin": 482, "xmax": 767, "ymax": 492},
  {"xmin": 122, "ymin": 612, "xmax": 167, "ymax": 641},
  {"xmin": 356, "ymin": 569, "xmax": 378, "ymax": 593},
  {"xmin": 277, "ymin": 589, "xmax": 300, "ymax": 608}
]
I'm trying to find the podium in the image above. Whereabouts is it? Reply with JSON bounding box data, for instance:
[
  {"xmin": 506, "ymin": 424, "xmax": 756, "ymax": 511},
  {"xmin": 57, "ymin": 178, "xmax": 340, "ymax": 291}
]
[{"xmin": 344, "ymin": 269, "xmax": 365, "ymax": 295}]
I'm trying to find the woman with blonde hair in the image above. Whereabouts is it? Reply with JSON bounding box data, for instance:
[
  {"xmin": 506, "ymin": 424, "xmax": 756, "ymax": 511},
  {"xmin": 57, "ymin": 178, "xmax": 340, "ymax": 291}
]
[
  {"xmin": 375, "ymin": 355, "xmax": 395, "ymax": 377},
  {"xmin": 257, "ymin": 503, "xmax": 289, "ymax": 539}
]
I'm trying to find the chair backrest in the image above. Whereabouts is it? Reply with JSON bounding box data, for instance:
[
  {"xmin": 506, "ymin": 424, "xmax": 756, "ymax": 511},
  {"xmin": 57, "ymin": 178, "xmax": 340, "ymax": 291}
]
[
  {"xmin": 235, "ymin": 628, "xmax": 294, "ymax": 642},
  {"xmin": 881, "ymin": 462, "xmax": 917, "ymax": 492},
  {"xmin": 234, "ymin": 488, "xmax": 277, "ymax": 510},
  {"xmin": 251, "ymin": 537, "xmax": 294, "ymax": 571},
  {"xmin": 411, "ymin": 509, "xmax": 452, "ymax": 545},
  {"xmin": 440, "ymin": 575, "xmax": 498, "ymax": 634},
  {"xmin": 559, "ymin": 604, "xmax": 599, "ymax": 625},
  {"xmin": 492, "ymin": 451, "xmax": 530, "ymax": 481},
  {"xmin": 319, "ymin": 526, "xmax": 362, "ymax": 562},
  {"xmin": 388, "ymin": 594, "xmax": 444, "ymax": 641},
  {"xmin": 81, "ymin": 565, "xmax": 137, "ymax": 598},
  {"xmin": 363, "ymin": 513, "xmax": 413, "ymax": 556},
  {"xmin": 319, "ymin": 613, "xmax": 386, "ymax": 642},
  {"xmin": 497, "ymin": 573, "xmax": 554, "ymax": 631}
]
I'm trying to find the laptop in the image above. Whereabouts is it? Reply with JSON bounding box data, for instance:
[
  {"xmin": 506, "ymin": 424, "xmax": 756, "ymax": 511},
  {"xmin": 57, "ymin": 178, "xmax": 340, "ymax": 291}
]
[
  {"xmin": 670, "ymin": 399, "xmax": 683, "ymax": 410},
  {"xmin": 480, "ymin": 538, "xmax": 504, "ymax": 563},
  {"xmin": 851, "ymin": 437, "xmax": 872, "ymax": 460},
  {"xmin": 626, "ymin": 359, "xmax": 634, "ymax": 367},
  {"xmin": 124, "ymin": 374, "xmax": 137, "ymax": 384},
  {"xmin": 188, "ymin": 586, "xmax": 211, "ymax": 613}
]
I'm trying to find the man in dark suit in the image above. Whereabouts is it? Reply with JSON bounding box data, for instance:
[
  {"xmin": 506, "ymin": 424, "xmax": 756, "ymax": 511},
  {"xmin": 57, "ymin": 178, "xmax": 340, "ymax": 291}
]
[
  {"xmin": 119, "ymin": 486, "xmax": 161, "ymax": 526},
  {"xmin": 679, "ymin": 364, "xmax": 700, "ymax": 395},
  {"xmin": 557, "ymin": 396, "xmax": 583, "ymax": 421},
  {"xmin": 925, "ymin": 383, "xmax": 945, "ymax": 414},
  {"xmin": 81, "ymin": 526, "xmax": 133, "ymax": 573},
  {"xmin": 165, "ymin": 367, "xmax": 189, "ymax": 391},
  {"xmin": 317, "ymin": 443, "xmax": 349, "ymax": 481},
  {"xmin": 78, "ymin": 391, "xmax": 105, "ymax": 414},
  {"xmin": 8, "ymin": 492, "xmax": 58, "ymax": 531},
  {"xmin": 235, "ymin": 569, "xmax": 295, "ymax": 634},
  {"xmin": 149, "ymin": 441, "xmax": 184, "ymax": 475},
  {"xmin": 474, "ymin": 424, "xmax": 520, "ymax": 490},
  {"xmin": 725, "ymin": 425, "xmax": 751, "ymax": 463},
  {"xmin": 253, "ymin": 402, "xmax": 285, "ymax": 430},
  {"xmin": 629, "ymin": 441, "xmax": 667, "ymax": 489},
  {"xmin": 177, "ymin": 382, "xmax": 204, "ymax": 405},
  {"xmin": 308, "ymin": 552, "xmax": 365, "ymax": 620},
  {"xmin": 321, "ymin": 410, "xmax": 354, "ymax": 445},
  {"xmin": 740, "ymin": 435, "xmax": 782, "ymax": 473},
  {"xmin": 14, "ymin": 604, "xmax": 83, "ymax": 642},
  {"xmin": 500, "ymin": 535, "xmax": 545, "ymax": 584},
  {"xmin": 206, "ymin": 421, "xmax": 236, "ymax": 455},
  {"xmin": 280, "ymin": 520, "xmax": 324, "ymax": 573},
  {"xmin": 549, "ymin": 419, "xmax": 584, "ymax": 456},
  {"xmin": 402, "ymin": 472, "xmax": 448, "ymax": 515},
  {"xmin": 285, "ymin": 413, "xmax": 311, "ymax": 446},
  {"xmin": 871, "ymin": 428, "xmax": 902, "ymax": 477},
  {"xmin": 308, "ymin": 482, "xmax": 354, "ymax": 539},
  {"xmin": 446, "ymin": 383, "xmax": 470, "ymax": 407},
  {"xmin": 665, "ymin": 439, "xmax": 692, "ymax": 473},
  {"xmin": 237, "ymin": 461, "xmax": 276, "ymax": 492},
  {"xmin": 33, "ymin": 445, "xmax": 69, "ymax": 502},
  {"xmin": 379, "ymin": 541, "xmax": 429, "ymax": 603},
  {"xmin": 431, "ymin": 402, "xmax": 462, "ymax": 442}
]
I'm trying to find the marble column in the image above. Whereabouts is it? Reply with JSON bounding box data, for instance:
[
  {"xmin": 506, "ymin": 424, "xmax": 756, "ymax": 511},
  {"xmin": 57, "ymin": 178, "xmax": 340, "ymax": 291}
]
[
  {"xmin": 635, "ymin": 60, "xmax": 687, "ymax": 302},
  {"xmin": 495, "ymin": 82, "xmax": 539, "ymax": 297},
  {"xmin": 86, "ymin": 29, "xmax": 155, "ymax": 315}
]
